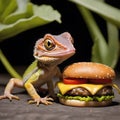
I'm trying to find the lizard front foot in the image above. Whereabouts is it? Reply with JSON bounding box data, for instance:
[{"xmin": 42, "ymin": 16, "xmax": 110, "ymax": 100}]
[
  {"xmin": 0, "ymin": 94, "xmax": 20, "ymax": 101},
  {"xmin": 28, "ymin": 96, "xmax": 54, "ymax": 106}
]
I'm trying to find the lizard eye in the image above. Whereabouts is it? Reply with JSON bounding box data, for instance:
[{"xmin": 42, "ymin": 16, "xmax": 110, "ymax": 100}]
[{"xmin": 44, "ymin": 39, "xmax": 55, "ymax": 51}]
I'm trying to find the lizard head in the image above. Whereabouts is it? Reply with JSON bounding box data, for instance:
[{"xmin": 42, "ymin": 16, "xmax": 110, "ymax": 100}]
[{"xmin": 33, "ymin": 32, "xmax": 75, "ymax": 65}]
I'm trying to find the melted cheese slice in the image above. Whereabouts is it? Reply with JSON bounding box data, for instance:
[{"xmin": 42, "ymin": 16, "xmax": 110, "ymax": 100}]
[{"xmin": 57, "ymin": 82, "xmax": 112, "ymax": 95}]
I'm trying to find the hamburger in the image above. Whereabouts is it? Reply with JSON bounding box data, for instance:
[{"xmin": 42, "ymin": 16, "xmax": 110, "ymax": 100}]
[{"xmin": 57, "ymin": 62, "xmax": 117, "ymax": 107}]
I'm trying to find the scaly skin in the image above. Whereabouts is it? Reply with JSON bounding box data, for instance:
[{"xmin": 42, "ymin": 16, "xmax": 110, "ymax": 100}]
[{"xmin": 0, "ymin": 32, "xmax": 75, "ymax": 106}]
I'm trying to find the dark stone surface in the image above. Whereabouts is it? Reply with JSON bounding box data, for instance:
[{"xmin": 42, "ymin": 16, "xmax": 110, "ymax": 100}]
[{"xmin": 0, "ymin": 72, "xmax": 120, "ymax": 120}]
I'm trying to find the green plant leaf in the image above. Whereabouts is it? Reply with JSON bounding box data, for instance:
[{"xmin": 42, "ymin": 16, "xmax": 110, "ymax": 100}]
[
  {"xmin": 0, "ymin": 0, "xmax": 13, "ymax": 15},
  {"xmin": 69, "ymin": 0, "xmax": 120, "ymax": 28},
  {"xmin": 0, "ymin": 3, "xmax": 61, "ymax": 41},
  {"xmin": 77, "ymin": 6, "xmax": 119, "ymax": 68},
  {"xmin": 78, "ymin": 6, "xmax": 108, "ymax": 63},
  {"xmin": 3, "ymin": 0, "xmax": 33, "ymax": 24},
  {"xmin": 106, "ymin": 22, "xmax": 119, "ymax": 68},
  {"xmin": 0, "ymin": 0, "xmax": 17, "ymax": 22},
  {"xmin": 0, "ymin": 49, "xmax": 22, "ymax": 79},
  {"xmin": 33, "ymin": 4, "xmax": 61, "ymax": 23}
]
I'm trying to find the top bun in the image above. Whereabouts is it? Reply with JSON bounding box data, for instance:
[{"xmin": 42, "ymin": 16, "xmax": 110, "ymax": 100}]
[{"xmin": 63, "ymin": 62, "xmax": 115, "ymax": 79}]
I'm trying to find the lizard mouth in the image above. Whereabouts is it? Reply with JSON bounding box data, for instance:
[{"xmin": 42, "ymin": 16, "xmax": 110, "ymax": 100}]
[
  {"xmin": 34, "ymin": 49, "xmax": 75, "ymax": 64},
  {"xmin": 51, "ymin": 50, "xmax": 75, "ymax": 57},
  {"xmin": 34, "ymin": 51, "xmax": 75, "ymax": 65},
  {"xmin": 34, "ymin": 49, "xmax": 75, "ymax": 58},
  {"xmin": 35, "ymin": 56, "xmax": 59, "ymax": 61},
  {"xmin": 35, "ymin": 56, "xmax": 62, "ymax": 65}
]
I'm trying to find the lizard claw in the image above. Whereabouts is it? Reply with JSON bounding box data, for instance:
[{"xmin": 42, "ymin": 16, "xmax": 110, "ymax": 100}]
[
  {"xmin": 28, "ymin": 96, "xmax": 54, "ymax": 106},
  {"xmin": 0, "ymin": 94, "xmax": 20, "ymax": 101}
]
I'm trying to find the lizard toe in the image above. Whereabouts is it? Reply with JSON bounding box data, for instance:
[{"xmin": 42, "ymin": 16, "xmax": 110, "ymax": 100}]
[
  {"xmin": 28, "ymin": 96, "xmax": 54, "ymax": 106},
  {"xmin": 0, "ymin": 94, "xmax": 20, "ymax": 101},
  {"xmin": 40, "ymin": 96, "xmax": 54, "ymax": 105},
  {"xmin": 0, "ymin": 95, "xmax": 7, "ymax": 100}
]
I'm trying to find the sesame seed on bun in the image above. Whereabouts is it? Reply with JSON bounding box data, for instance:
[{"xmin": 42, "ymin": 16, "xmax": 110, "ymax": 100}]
[{"xmin": 63, "ymin": 62, "xmax": 115, "ymax": 79}]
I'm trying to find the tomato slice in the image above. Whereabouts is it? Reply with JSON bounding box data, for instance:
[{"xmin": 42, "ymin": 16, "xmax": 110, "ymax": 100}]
[
  {"xmin": 89, "ymin": 79, "xmax": 112, "ymax": 84},
  {"xmin": 63, "ymin": 78, "xmax": 88, "ymax": 84}
]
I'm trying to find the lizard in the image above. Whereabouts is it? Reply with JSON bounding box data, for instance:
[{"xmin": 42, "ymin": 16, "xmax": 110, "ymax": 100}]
[{"xmin": 0, "ymin": 32, "xmax": 75, "ymax": 106}]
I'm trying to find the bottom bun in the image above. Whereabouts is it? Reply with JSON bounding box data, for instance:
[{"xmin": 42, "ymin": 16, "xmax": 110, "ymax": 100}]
[{"xmin": 59, "ymin": 98, "xmax": 112, "ymax": 107}]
